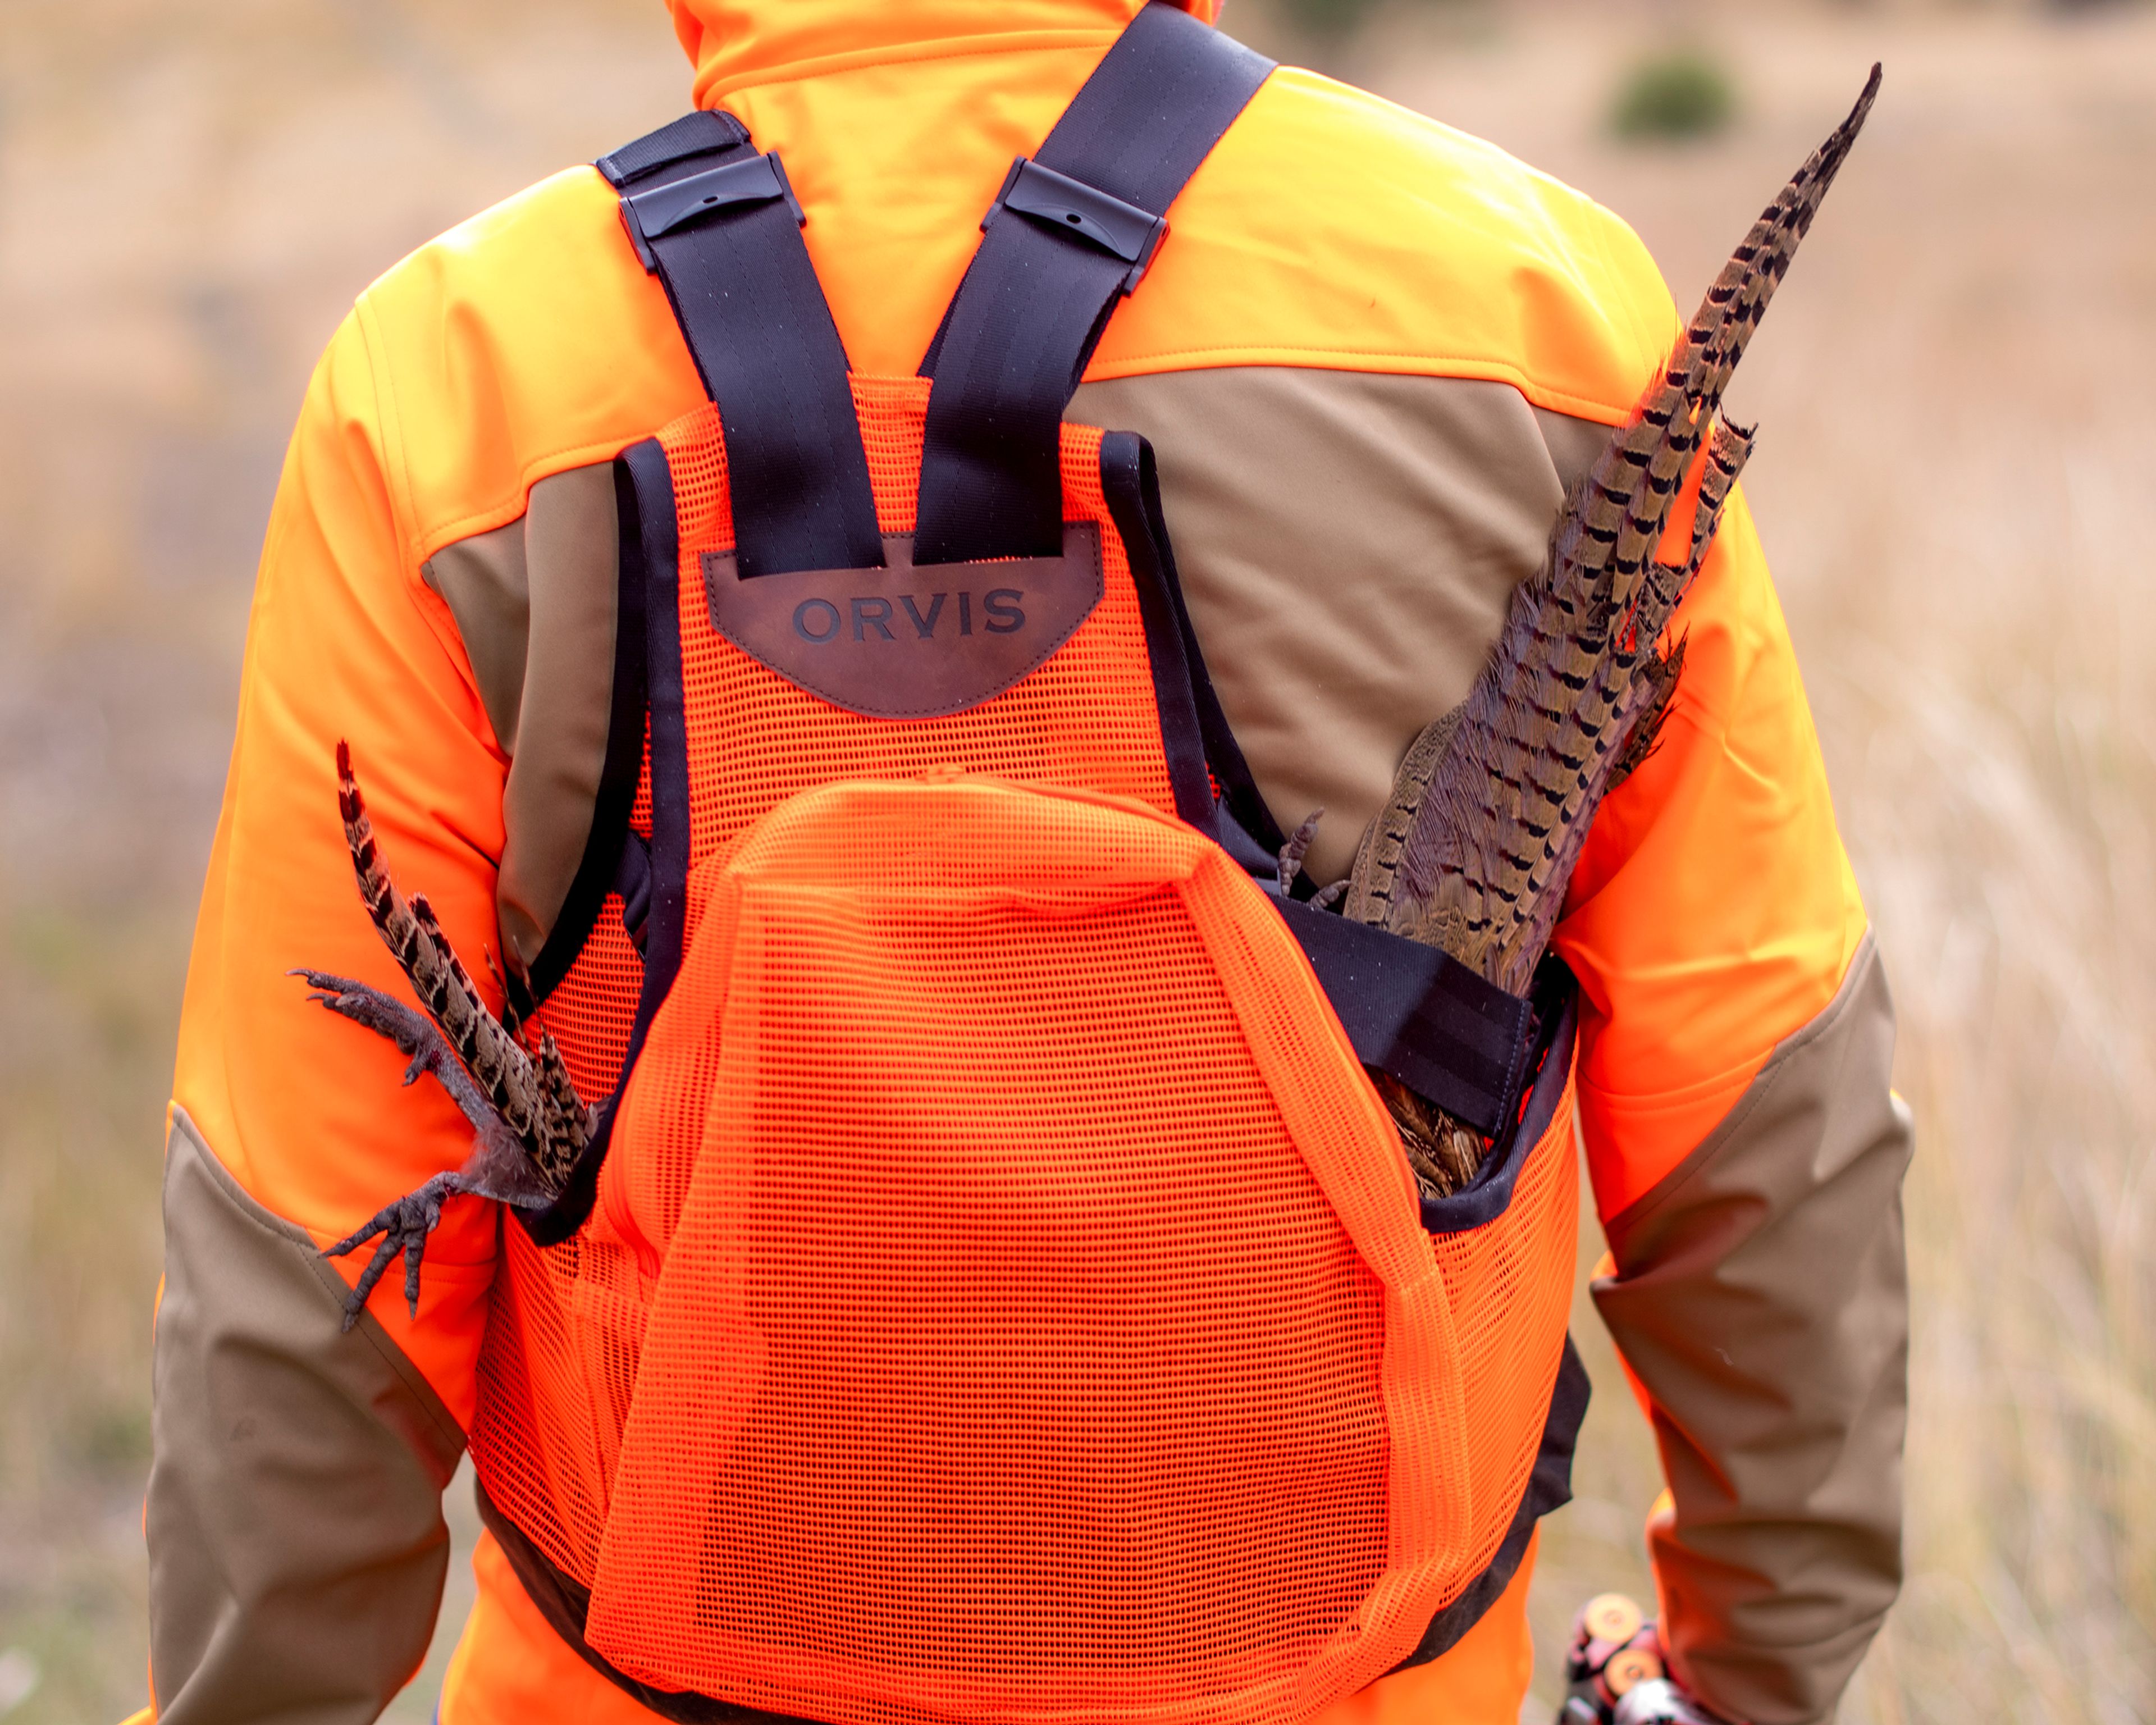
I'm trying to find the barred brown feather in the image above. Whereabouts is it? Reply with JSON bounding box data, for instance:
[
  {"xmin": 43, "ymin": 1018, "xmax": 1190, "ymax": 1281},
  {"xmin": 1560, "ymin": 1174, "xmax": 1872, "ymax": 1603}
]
[
  {"xmin": 334, "ymin": 741, "xmax": 588, "ymax": 1190},
  {"xmin": 1343, "ymin": 69, "xmax": 1879, "ymax": 1195}
]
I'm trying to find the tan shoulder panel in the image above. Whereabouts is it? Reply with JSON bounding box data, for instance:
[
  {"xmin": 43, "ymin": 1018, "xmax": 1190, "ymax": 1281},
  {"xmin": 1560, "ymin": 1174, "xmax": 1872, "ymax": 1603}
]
[{"xmin": 1071, "ymin": 367, "xmax": 1606, "ymax": 884}]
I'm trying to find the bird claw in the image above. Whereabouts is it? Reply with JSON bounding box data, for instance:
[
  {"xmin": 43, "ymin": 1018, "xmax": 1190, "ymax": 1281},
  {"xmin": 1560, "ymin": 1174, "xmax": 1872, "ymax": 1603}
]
[
  {"xmin": 322, "ymin": 1170, "xmax": 472, "ymax": 1331},
  {"xmin": 1277, "ymin": 807, "xmax": 1325, "ymax": 897}
]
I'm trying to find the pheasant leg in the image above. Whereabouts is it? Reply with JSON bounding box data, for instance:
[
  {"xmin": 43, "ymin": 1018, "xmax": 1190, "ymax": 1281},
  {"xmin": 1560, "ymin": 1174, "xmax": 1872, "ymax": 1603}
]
[
  {"xmin": 325, "ymin": 1171, "xmax": 472, "ymax": 1331},
  {"xmin": 298, "ymin": 969, "xmax": 559, "ymax": 1327}
]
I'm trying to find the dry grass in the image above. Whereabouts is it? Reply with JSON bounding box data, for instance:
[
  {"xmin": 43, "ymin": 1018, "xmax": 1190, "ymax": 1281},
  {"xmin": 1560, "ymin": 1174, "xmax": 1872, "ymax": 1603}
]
[{"xmin": 1, "ymin": 2, "xmax": 2150, "ymax": 1721}]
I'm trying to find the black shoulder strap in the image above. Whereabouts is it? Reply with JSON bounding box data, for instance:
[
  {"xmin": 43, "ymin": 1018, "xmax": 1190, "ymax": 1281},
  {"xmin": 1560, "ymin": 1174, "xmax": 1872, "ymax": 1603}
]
[
  {"xmin": 912, "ymin": 4, "xmax": 1273, "ymax": 565},
  {"xmin": 599, "ymin": 112, "xmax": 885, "ymax": 578}
]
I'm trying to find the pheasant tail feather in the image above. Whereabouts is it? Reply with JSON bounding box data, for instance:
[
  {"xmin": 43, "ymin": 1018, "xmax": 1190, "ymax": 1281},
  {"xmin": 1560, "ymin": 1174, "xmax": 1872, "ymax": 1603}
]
[
  {"xmin": 332, "ymin": 742, "xmax": 582, "ymax": 1174},
  {"xmin": 1383, "ymin": 69, "xmax": 1877, "ymax": 997}
]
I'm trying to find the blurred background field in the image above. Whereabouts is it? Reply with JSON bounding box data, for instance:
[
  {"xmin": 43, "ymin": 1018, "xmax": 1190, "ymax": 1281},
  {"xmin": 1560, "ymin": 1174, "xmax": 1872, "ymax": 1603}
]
[{"xmin": 1, "ymin": 0, "xmax": 2152, "ymax": 1720}]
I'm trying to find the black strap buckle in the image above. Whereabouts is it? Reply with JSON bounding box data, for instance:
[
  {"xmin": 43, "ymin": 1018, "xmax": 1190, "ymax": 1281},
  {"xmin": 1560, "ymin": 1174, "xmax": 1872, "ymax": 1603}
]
[
  {"xmin": 985, "ymin": 157, "xmax": 1168, "ymax": 294},
  {"xmin": 619, "ymin": 152, "xmax": 805, "ymax": 272}
]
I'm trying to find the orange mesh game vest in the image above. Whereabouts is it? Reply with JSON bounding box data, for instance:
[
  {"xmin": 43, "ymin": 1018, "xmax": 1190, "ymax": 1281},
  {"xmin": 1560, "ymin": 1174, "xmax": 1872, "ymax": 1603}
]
[{"xmin": 467, "ymin": 10, "xmax": 1587, "ymax": 1722}]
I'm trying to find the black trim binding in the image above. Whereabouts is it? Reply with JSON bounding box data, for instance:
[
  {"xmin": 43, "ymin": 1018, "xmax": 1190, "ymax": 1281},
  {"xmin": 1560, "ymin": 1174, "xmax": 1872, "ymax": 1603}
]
[
  {"xmin": 1136, "ymin": 471, "xmax": 1286, "ymax": 859},
  {"xmin": 1100, "ymin": 432, "xmax": 1217, "ymax": 828},
  {"xmin": 523, "ymin": 441, "xmax": 692, "ymax": 1249},
  {"xmin": 912, "ymin": 4, "xmax": 1273, "ymax": 565},
  {"xmin": 598, "ymin": 112, "xmax": 884, "ymax": 579},
  {"xmin": 1391, "ymin": 1336, "xmax": 1592, "ymax": 1671},
  {"xmin": 1098, "ymin": 428, "xmax": 1284, "ymax": 851},
  {"xmin": 527, "ymin": 462, "xmax": 655, "ymax": 1004}
]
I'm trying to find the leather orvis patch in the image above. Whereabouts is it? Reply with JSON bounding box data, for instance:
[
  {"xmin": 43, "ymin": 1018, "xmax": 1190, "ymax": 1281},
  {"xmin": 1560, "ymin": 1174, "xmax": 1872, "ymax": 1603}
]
[{"xmin": 700, "ymin": 524, "xmax": 1103, "ymax": 719}]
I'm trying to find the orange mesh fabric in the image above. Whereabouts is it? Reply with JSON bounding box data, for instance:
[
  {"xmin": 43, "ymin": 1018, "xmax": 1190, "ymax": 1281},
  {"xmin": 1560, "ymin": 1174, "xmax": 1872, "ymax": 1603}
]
[
  {"xmin": 535, "ymin": 905, "xmax": 643, "ymax": 1103},
  {"xmin": 471, "ymin": 383, "xmax": 1578, "ymax": 1725},
  {"xmin": 588, "ymin": 779, "xmax": 1445, "ymax": 1722},
  {"xmin": 1425, "ymin": 1080, "xmax": 1578, "ymax": 1601},
  {"xmin": 669, "ymin": 377, "xmax": 1178, "ymax": 856}
]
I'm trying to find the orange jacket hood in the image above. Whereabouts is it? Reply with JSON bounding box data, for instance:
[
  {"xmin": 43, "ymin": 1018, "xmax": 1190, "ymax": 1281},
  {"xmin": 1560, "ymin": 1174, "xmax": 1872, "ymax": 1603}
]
[{"xmin": 666, "ymin": 0, "xmax": 1216, "ymax": 110}]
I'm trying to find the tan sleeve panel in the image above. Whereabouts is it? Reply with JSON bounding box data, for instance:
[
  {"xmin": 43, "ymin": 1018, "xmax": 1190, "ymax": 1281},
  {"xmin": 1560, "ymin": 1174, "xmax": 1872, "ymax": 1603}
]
[
  {"xmin": 422, "ymin": 462, "xmax": 619, "ymax": 969},
  {"xmin": 1068, "ymin": 367, "xmax": 1595, "ymax": 884},
  {"xmin": 1592, "ymin": 932, "xmax": 1914, "ymax": 1725},
  {"xmin": 1533, "ymin": 403, "xmax": 1619, "ymax": 495},
  {"xmin": 149, "ymin": 1107, "xmax": 465, "ymax": 1725},
  {"xmin": 422, "ymin": 517, "xmax": 528, "ymax": 754},
  {"xmin": 499, "ymin": 466, "xmax": 619, "ymax": 966}
]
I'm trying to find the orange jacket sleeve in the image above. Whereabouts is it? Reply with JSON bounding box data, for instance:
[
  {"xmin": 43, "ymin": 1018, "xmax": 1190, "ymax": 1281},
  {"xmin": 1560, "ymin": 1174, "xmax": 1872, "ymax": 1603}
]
[
  {"xmin": 1559, "ymin": 482, "xmax": 1869, "ymax": 1217},
  {"xmin": 1554, "ymin": 467, "xmax": 1912, "ymax": 1725},
  {"xmin": 175, "ymin": 307, "xmax": 509, "ymax": 1404},
  {"xmin": 151, "ymin": 308, "xmax": 510, "ymax": 1723}
]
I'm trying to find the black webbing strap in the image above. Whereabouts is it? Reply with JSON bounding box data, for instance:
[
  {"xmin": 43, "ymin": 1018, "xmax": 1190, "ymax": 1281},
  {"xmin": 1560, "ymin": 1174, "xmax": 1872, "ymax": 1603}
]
[
  {"xmin": 1274, "ymin": 900, "xmax": 1537, "ymax": 1142},
  {"xmin": 599, "ymin": 112, "xmax": 884, "ymax": 578},
  {"xmin": 525, "ymin": 439, "xmax": 692, "ymax": 1249},
  {"xmin": 912, "ymin": 4, "xmax": 1273, "ymax": 564}
]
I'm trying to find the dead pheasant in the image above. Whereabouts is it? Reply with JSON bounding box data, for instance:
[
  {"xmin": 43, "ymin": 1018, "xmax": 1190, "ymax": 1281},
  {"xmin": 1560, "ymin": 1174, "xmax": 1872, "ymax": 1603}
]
[
  {"xmin": 296, "ymin": 741, "xmax": 590, "ymax": 1327},
  {"xmin": 1311, "ymin": 69, "xmax": 1881, "ymax": 1199}
]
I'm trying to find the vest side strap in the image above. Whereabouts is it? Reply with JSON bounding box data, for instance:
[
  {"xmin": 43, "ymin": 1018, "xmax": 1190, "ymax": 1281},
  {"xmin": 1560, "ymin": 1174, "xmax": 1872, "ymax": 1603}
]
[
  {"xmin": 1273, "ymin": 899, "xmax": 1540, "ymax": 1144},
  {"xmin": 524, "ymin": 440, "xmax": 691, "ymax": 1249}
]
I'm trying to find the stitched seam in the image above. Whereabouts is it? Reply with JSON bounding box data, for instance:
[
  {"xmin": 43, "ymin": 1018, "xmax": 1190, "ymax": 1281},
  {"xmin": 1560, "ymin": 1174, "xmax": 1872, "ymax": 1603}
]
[
  {"xmin": 1601, "ymin": 929, "xmax": 1881, "ymax": 1254},
  {"xmin": 419, "ymin": 442, "xmax": 645, "ymax": 564},
  {"xmin": 414, "ymin": 373, "xmax": 1629, "ymax": 556},
  {"xmin": 300, "ymin": 1255, "xmax": 469, "ymax": 1461},
  {"xmin": 405, "ymin": 345, "xmax": 1636, "ymax": 563},
  {"xmin": 355, "ymin": 291, "xmax": 499, "ymax": 731},
  {"xmin": 1578, "ymin": 1046, "xmax": 1772, "ymax": 1112},
  {"xmin": 1081, "ymin": 346, "xmax": 1634, "ymax": 425},
  {"xmin": 172, "ymin": 1108, "xmax": 316, "ymax": 1252}
]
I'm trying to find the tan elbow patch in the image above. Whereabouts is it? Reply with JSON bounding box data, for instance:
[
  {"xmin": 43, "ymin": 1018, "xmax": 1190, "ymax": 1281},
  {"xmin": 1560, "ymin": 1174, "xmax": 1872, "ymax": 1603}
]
[
  {"xmin": 1593, "ymin": 934, "xmax": 1915, "ymax": 1725},
  {"xmin": 148, "ymin": 1110, "xmax": 464, "ymax": 1725}
]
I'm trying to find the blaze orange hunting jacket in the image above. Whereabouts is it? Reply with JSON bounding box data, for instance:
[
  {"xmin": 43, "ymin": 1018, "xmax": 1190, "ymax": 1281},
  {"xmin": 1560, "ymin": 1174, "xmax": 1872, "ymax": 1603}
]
[{"xmin": 144, "ymin": 4, "xmax": 1912, "ymax": 1724}]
